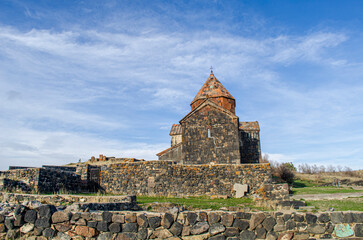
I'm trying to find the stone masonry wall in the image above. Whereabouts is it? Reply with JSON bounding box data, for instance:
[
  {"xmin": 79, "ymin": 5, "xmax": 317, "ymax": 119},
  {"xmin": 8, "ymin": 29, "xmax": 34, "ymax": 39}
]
[
  {"xmin": 0, "ymin": 204, "xmax": 362, "ymax": 239},
  {"xmin": 158, "ymin": 144, "xmax": 183, "ymax": 162},
  {"xmin": 0, "ymin": 168, "xmax": 40, "ymax": 193},
  {"xmin": 37, "ymin": 169, "xmax": 84, "ymax": 194},
  {"xmin": 182, "ymin": 105, "xmax": 241, "ymax": 164},
  {"xmin": 239, "ymin": 130, "xmax": 261, "ymax": 164},
  {"xmin": 100, "ymin": 161, "xmax": 271, "ymax": 197},
  {"xmin": 0, "ymin": 168, "xmax": 88, "ymax": 194}
]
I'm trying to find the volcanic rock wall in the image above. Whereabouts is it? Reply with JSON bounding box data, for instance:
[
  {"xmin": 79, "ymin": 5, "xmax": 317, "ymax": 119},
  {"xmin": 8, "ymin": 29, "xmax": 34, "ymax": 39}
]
[
  {"xmin": 0, "ymin": 204, "xmax": 362, "ymax": 239},
  {"xmin": 100, "ymin": 161, "xmax": 271, "ymax": 197}
]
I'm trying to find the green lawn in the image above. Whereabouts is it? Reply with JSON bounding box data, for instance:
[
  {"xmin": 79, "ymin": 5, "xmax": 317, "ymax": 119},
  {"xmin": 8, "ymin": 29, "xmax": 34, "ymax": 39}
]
[
  {"xmin": 305, "ymin": 197, "xmax": 363, "ymax": 211},
  {"xmin": 292, "ymin": 186, "xmax": 362, "ymax": 195},
  {"xmin": 292, "ymin": 179, "xmax": 362, "ymax": 195},
  {"xmin": 137, "ymin": 196, "xmax": 266, "ymax": 211}
]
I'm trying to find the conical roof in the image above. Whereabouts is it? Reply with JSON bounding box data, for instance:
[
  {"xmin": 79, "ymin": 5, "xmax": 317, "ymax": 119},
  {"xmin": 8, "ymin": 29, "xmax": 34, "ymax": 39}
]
[{"xmin": 191, "ymin": 71, "xmax": 235, "ymax": 105}]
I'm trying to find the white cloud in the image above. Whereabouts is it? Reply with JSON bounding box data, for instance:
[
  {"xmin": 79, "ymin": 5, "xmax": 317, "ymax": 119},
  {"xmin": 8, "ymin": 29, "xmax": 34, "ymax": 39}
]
[{"xmin": 0, "ymin": 22, "xmax": 362, "ymax": 170}]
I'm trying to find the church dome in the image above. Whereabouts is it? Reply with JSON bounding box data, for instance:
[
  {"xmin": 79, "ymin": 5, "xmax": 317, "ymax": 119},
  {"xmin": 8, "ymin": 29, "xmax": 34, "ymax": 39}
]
[{"xmin": 190, "ymin": 71, "xmax": 236, "ymax": 113}]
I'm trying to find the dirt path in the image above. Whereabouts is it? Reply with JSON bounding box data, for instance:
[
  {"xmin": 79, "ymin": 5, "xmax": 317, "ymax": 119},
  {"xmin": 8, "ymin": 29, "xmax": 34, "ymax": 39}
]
[{"xmin": 292, "ymin": 192, "xmax": 363, "ymax": 200}]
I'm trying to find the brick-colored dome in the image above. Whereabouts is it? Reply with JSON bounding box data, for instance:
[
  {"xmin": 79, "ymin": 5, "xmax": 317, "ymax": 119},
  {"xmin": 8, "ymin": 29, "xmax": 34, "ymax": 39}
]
[{"xmin": 191, "ymin": 71, "xmax": 236, "ymax": 113}]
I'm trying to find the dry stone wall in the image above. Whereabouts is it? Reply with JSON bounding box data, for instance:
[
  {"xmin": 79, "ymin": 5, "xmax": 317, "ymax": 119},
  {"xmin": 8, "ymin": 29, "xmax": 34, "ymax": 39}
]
[
  {"xmin": 0, "ymin": 203, "xmax": 362, "ymax": 239},
  {"xmin": 100, "ymin": 161, "xmax": 271, "ymax": 197}
]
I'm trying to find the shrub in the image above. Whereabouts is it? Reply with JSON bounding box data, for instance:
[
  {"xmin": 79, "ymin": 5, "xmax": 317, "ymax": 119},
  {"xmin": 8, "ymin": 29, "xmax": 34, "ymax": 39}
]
[
  {"xmin": 274, "ymin": 164, "xmax": 295, "ymax": 184},
  {"xmin": 262, "ymin": 154, "xmax": 295, "ymax": 184}
]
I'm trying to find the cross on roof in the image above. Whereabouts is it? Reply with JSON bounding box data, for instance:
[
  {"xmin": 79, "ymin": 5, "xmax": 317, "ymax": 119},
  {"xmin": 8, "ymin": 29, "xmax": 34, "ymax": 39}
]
[{"xmin": 210, "ymin": 66, "xmax": 213, "ymax": 73}]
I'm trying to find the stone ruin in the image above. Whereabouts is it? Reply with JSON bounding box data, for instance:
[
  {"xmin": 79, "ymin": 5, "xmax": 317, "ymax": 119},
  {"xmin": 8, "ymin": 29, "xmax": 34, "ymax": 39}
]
[{"xmin": 1, "ymin": 71, "xmax": 288, "ymax": 201}]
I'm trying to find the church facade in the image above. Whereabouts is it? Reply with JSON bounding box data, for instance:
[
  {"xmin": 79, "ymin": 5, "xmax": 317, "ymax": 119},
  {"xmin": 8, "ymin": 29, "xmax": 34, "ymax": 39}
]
[{"xmin": 157, "ymin": 71, "xmax": 261, "ymax": 164}]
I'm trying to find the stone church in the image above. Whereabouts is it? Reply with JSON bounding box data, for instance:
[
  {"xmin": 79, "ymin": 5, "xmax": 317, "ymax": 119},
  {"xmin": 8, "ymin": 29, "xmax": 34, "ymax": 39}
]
[{"xmin": 157, "ymin": 70, "xmax": 261, "ymax": 164}]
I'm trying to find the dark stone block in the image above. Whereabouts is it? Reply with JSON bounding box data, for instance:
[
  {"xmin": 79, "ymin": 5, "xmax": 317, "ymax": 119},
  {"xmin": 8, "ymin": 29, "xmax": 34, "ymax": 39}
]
[
  {"xmin": 224, "ymin": 227, "xmax": 240, "ymax": 237},
  {"xmin": 117, "ymin": 232, "xmax": 137, "ymax": 240},
  {"xmin": 208, "ymin": 212, "xmax": 221, "ymax": 224},
  {"xmin": 307, "ymin": 224, "xmax": 326, "ymax": 234},
  {"xmin": 123, "ymin": 223, "xmax": 138, "ymax": 232},
  {"xmin": 355, "ymin": 224, "xmax": 363, "ymax": 237},
  {"xmin": 187, "ymin": 212, "xmax": 198, "ymax": 225},
  {"xmin": 236, "ymin": 212, "xmax": 251, "ymax": 220},
  {"xmin": 249, "ymin": 213, "xmax": 265, "ymax": 230},
  {"xmin": 71, "ymin": 213, "xmax": 81, "ymax": 222},
  {"xmin": 97, "ymin": 221, "xmax": 109, "ymax": 232},
  {"xmin": 37, "ymin": 205, "xmax": 57, "ymax": 219},
  {"xmin": 87, "ymin": 221, "xmax": 98, "ymax": 228},
  {"xmin": 13, "ymin": 216, "xmax": 24, "ymax": 227},
  {"xmin": 109, "ymin": 223, "xmax": 121, "ymax": 233},
  {"xmin": 148, "ymin": 216, "xmax": 161, "ymax": 229},
  {"xmin": 98, "ymin": 232, "xmax": 113, "ymax": 240},
  {"xmin": 318, "ymin": 213, "xmax": 330, "ymax": 223},
  {"xmin": 232, "ymin": 219, "xmax": 249, "ymax": 231},
  {"xmin": 190, "ymin": 222, "xmax": 209, "ymax": 235},
  {"xmin": 326, "ymin": 222, "xmax": 334, "ymax": 233},
  {"xmin": 209, "ymin": 223, "xmax": 225, "ymax": 236},
  {"xmin": 35, "ymin": 218, "xmax": 51, "ymax": 228},
  {"xmin": 6, "ymin": 229, "xmax": 19, "ymax": 240},
  {"xmin": 343, "ymin": 212, "xmax": 354, "ymax": 223},
  {"xmin": 320, "ymin": 233, "xmax": 332, "ymax": 239},
  {"xmin": 262, "ymin": 217, "xmax": 276, "ymax": 232},
  {"xmin": 331, "ymin": 212, "xmax": 344, "ymax": 223},
  {"xmin": 170, "ymin": 221, "xmax": 183, "ymax": 236},
  {"xmin": 5, "ymin": 218, "xmax": 14, "ymax": 230},
  {"xmin": 137, "ymin": 214, "xmax": 148, "ymax": 228},
  {"xmin": 24, "ymin": 210, "xmax": 37, "ymax": 224},
  {"xmin": 353, "ymin": 213, "xmax": 363, "ymax": 223},
  {"xmin": 306, "ymin": 213, "xmax": 317, "ymax": 224},
  {"xmin": 102, "ymin": 212, "xmax": 113, "ymax": 223},
  {"xmin": 14, "ymin": 205, "xmax": 26, "ymax": 219},
  {"xmin": 240, "ymin": 230, "xmax": 256, "ymax": 240},
  {"xmin": 162, "ymin": 213, "xmax": 174, "ymax": 229},
  {"xmin": 256, "ymin": 226, "xmax": 266, "ymax": 239},
  {"xmin": 221, "ymin": 213, "xmax": 234, "ymax": 227},
  {"xmin": 43, "ymin": 228, "xmax": 55, "ymax": 238},
  {"xmin": 285, "ymin": 220, "xmax": 296, "ymax": 230},
  {"xmin": 294, "ymin": 214, "xmax": 304, "ymax": 222},
  {"xmin": 266, "ymin": 231, "xmax": 278, "ymax": 240},
  {"xmin": 209, "ymin": 234, "xmax": 226, "ymax": 240},
  {"xmin": 137, "ymin": 228, "xmax": 148, "ymax": 240},
  {"xmin": 34, "ymin": 227, "xmax": 44, "ymax": 236},
  {"xmin": 283, "ymin": 214, "xmax": 291, "ymax": 222}
]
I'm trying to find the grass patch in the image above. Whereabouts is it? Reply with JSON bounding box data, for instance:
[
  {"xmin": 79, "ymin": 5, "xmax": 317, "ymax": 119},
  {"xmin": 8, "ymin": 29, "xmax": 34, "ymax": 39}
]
[
  {"xmin": 292, "ymin": 186, "xmax": 362, "ymax": 195},
  {"xmin": 137, "ymin": 195, "xmax": 266, "ymax": 211},
  {"xmin": 292, "ymin": 179, "xmax": 363, "ymax": 195},
  {"xmin": 306, "ymin": 197, "xmax": 363, "ymax": 211},
  {"xmin": 292, "ymin": 179, "xmax": 319, "ymax": 188}
]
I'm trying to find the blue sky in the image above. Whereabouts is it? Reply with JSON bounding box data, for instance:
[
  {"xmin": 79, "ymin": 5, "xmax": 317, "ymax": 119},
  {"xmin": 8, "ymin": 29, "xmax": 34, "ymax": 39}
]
[{"xmin": 0, "ymin": 0, "xmax": 362, "ymax": 170}]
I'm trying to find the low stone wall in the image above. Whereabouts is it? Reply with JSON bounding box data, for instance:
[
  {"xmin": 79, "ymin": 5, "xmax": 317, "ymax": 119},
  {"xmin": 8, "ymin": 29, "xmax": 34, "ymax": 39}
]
[
  {"xmin": 0, "ymin": 168, "xmax": 40, "ymax": 193},
  {"xmin": 0, "ymin": 204, "xmax": 362, "ymax": 239},
  {"xmin": 0, "ymin": 192, "xmax": 136, "ymax": 206},
  {"xmin": 0, "ymin": 168, "xmax": 89, "ymax": 194},
  {"xmin": 100, "ymin": 161, "xmax": 272, "ymax": 197}
]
